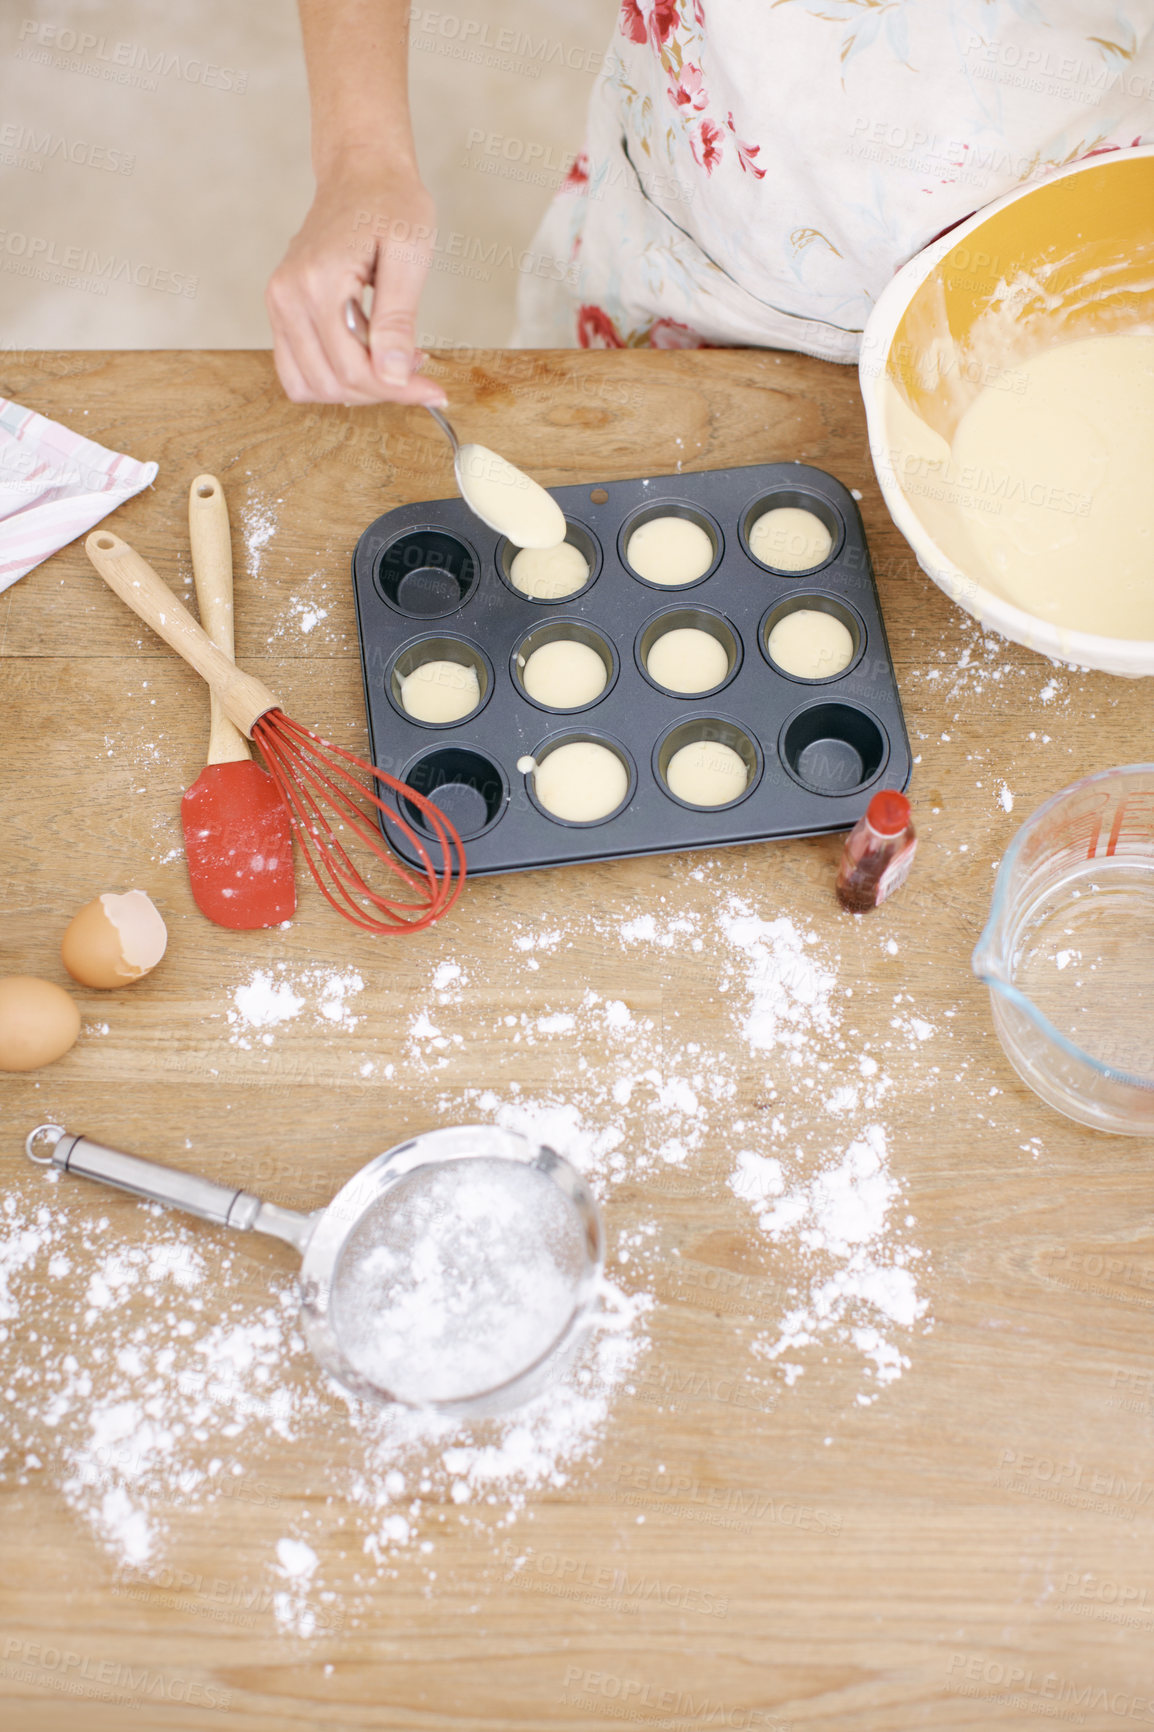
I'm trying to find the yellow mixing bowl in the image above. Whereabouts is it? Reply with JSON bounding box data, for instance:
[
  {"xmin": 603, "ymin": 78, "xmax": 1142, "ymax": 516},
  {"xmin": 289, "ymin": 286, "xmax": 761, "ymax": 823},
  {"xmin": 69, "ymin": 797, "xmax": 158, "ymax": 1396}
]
[{"xmin": 860, "ymin": 147, "xmax": 1154, "ymax": 677}]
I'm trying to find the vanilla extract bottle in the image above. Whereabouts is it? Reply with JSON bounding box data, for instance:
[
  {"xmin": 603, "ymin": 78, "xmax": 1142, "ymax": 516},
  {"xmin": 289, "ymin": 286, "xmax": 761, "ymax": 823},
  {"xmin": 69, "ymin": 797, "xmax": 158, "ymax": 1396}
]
[{"xmin": 835, "ymin": 790, "xmax": 917, "ymax": 912}]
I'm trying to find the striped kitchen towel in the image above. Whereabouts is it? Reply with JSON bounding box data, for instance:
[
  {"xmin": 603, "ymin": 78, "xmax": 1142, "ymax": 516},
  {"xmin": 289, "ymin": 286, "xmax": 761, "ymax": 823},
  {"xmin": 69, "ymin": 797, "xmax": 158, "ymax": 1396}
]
[{"xmin": 0, "ymin": 397, "xmax": 157, "ymax": 593}]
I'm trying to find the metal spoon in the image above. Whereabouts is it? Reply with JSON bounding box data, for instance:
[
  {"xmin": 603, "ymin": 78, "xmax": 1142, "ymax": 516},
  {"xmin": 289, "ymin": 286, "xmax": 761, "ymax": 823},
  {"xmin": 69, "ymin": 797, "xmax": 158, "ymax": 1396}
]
[
  {"xmin": 342, "ymin": 297, "xmax": 565, "ymax": 547},
  {"xmin": 342, "ymin": 296, "xmax": 460, "ymax": 455}
]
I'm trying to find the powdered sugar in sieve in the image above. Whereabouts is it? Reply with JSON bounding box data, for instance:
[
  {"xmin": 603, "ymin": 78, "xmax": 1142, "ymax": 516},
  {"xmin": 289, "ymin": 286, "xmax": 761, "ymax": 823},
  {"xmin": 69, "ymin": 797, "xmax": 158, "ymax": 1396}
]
[{"xmin": 330, "ymin": 1157, "xmax": 590, "ymax": 1405}]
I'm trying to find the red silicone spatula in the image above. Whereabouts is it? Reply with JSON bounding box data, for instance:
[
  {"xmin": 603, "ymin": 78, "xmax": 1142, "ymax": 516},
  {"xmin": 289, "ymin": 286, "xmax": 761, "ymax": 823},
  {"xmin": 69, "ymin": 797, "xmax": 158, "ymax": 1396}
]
[{"xmin": 180, "ymin": 475, "xmax": 296, "ymax": 928}]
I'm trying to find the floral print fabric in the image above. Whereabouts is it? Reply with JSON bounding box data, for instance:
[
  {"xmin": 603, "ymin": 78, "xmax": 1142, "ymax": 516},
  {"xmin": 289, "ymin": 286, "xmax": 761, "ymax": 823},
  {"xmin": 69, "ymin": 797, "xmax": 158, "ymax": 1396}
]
[{"xmin": 513, "ymin": 0, "xmax": 1154, "ymax": 359}]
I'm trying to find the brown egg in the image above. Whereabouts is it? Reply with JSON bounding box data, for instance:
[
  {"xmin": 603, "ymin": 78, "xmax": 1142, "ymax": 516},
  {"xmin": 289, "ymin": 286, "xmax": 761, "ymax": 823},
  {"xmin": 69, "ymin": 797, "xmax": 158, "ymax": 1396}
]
[
  {"xmin": 0, "ymin": 977, "xmax": 81, "ymax": 1072},
  {"xmin": 61, "ymin": 890, "xmax": 168, "ymax": 990}
]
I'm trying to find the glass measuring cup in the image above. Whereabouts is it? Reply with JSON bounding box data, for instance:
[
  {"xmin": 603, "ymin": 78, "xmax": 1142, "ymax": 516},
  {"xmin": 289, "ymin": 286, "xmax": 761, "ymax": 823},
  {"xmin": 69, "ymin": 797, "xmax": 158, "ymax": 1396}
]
[
  {"xmin": 25, "ymin": 1122, "xmax": 604, "ymax": 1415},
  {"xmin": 972, "ymin": 765, "xmax": 1154, "ymax": 1135}
]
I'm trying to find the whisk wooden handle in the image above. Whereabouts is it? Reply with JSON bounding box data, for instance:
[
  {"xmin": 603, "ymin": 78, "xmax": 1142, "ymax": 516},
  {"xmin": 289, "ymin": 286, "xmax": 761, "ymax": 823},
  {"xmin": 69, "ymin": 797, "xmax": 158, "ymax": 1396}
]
[{"xmin": 85, "ymin": 529, "xmax": 280, "ymax": 738}]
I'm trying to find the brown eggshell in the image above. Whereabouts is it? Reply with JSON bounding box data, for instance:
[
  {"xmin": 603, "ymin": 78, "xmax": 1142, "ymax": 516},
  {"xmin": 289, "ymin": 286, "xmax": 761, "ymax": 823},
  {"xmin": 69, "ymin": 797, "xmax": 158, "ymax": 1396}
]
[
  {"xmin": 0, "ymin": 976, "xmax": 81, "ymax": 1072},
  {"xmin": 61, "ymin": 891, "xmax": 167, "ymax": 990},
  {"xmin": 61, "ymin": 898, "xmax": 133, "ymax": 989}
]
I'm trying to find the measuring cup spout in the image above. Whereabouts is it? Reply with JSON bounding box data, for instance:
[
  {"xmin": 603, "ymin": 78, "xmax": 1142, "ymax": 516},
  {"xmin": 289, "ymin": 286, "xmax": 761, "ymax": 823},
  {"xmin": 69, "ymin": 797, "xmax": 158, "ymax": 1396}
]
[
  {"xmin": 971, "ymin": 930, "xmax": 1011, "ymax": 992},
  {"xmin": 972, "ymin": 865, "xmax": 1018, "ymax": 992},
  {"xmin": 25, "ymin": 1126, "xmax": 317, "ymax": 1255}
]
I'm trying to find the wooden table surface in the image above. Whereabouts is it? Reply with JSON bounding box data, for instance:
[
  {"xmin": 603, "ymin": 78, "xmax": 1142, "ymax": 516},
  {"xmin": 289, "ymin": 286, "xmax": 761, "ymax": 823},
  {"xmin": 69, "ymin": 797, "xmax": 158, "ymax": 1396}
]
[{"xmin": 2, "ymin": 350, "xmax": 1152, "ymax": 1732}]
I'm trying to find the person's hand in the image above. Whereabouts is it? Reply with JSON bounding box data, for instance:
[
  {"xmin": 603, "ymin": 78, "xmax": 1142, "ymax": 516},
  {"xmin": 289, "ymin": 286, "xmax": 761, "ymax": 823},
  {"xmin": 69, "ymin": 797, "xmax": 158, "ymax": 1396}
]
[{"xmin": 266, "ymin": 157, "xmax": 447, "ymax": 407}]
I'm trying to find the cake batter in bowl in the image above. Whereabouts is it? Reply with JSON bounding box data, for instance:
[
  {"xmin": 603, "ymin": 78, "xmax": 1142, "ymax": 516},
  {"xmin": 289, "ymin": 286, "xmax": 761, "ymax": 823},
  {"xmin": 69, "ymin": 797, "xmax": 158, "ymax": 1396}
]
[{"xmin": 860, "ymin": 148, "xmax": 1154, "ymax": 677}]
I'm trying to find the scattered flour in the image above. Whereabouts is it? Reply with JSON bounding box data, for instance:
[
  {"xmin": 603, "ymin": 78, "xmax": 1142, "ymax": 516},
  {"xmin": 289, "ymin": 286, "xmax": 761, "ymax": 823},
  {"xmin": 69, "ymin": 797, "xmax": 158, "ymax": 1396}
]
[
  {"xmin": 232, "ymin": 973, "xmax": 305, "ymax": 1031},
  {"xmin": 906, "ymin": 616, "xmax": 1075, "ymax": 706},
  {"xmin": 277, "ymin": 1537, "xmax": 319, "ymax": 1577},
  {"xmin": 227, "ymin": 967, "xmax": 364, "ymax": 1045},
  {"xmin": 512, "ymin": 928, "xmax": 563, "ymax": 954},
  {"xmin": 3, "ymin": 869, "xmax": 948, "ymax": 1635},
  {"xmin": 425, "ymin": 889, "xmax": 933, "ymax": 1405},
  {"xmin": 242, "ymin": 499, "xmax": 278, "ymax": 579},
  {"xmin": 274, "ymin": 1537, "xmax": 321, "ymax": 1637},
  {"xmin": 289, "ymin": 597, "xmax": 328, "ymax": 635},
  {"xmin": 717, "ymin": 905, "xmax": 837, "ymax": 1053},
  {"xmin": 0, "ymin": 1182, "xmax": 647, "ymax": 1636},
  {"xmin": 731, "ymin": 1124, "xmax": 926, "ymax": 1391},
  {"xmin": 620, "ymin": 912, "xmax": 699, "ymax": 949},
  {"xmin": 731, "ymin": 1151, "xmax": 785, "ymax": 1204}
]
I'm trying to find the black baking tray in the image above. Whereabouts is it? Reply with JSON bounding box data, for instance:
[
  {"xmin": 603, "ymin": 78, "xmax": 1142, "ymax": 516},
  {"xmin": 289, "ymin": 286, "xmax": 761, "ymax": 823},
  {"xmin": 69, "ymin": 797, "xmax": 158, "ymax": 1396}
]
[{"xmin": 349, "ymin": 463, "xmax": 911, "ymax": 877}]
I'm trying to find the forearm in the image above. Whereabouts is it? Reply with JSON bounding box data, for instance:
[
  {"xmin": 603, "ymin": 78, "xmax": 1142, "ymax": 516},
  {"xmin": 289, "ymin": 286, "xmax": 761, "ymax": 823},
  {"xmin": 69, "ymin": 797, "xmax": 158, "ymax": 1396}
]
[
  {"xmin": 297, "ymin": 0, "xmax": 418, "ymax": 183},
  {"xmin": 268, "ymin": 0, "xmax": 441, "ymax": 405}
]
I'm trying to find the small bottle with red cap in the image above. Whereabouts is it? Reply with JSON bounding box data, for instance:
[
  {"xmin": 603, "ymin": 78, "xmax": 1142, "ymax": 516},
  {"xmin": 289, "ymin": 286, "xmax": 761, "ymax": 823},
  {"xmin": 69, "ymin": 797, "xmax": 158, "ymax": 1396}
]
[{"xmin": 835, "ymin": 789, "xmax": 917, "ymax": 912}]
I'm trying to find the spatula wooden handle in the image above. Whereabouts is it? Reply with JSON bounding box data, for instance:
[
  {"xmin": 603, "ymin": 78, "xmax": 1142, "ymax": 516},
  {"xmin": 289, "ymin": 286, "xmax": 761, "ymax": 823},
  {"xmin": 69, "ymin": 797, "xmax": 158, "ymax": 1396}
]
[
  {"xmin": 85, "ymin": 530, "xmax": 280, "ymax": 738},
  {"xmin": 189, "ymin": 475, "xmax": 250, "ymax": 766}
]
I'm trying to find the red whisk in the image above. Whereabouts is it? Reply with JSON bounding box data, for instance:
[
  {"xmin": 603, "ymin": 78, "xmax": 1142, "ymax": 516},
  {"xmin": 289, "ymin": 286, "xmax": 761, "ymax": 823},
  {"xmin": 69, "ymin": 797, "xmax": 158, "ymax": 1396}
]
[{"xmin": 86, "ymin": 530, "xmax": 464, "ymax": 933}]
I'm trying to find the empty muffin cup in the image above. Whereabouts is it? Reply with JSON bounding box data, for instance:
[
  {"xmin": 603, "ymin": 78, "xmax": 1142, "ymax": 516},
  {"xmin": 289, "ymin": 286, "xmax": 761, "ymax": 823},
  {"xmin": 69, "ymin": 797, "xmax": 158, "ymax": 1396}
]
[
  {"xmin": 655, "ymin": 719, "xmax": 760, "ymax": 809},
  {"xmin": 376, "ymin": 529, "xmax": 480, "ymax": 617},
  {"xmin": 499, "ymin": 521, "xmax": 600, "ymax": 602},
  {"xmin": 400, "ymin": 746, "xmax": 508, "ymax": 840},
  {"xmin": 512, "ymin": 621, "xmax": 617, "ymax": 712},
  {"xmin": 761, "ymin": 595, "xmax": 863, "ymax": 683},
  {"xmin": 638, "ymin": 607, "xmax": 740, "ymax": 696},
  {"xmin": 522, "ymin": 734, "xmax": 635, "ymax": 826},
  {"xmin": 620, "ymin": 502, "xmax": 722, "ymax": 589},
  {"xmin": 779, "ymin": 702, "xmax": 888, "ymax": 795},
  {"xmin": 388, "ymin": 636, "xmax": 492, "ymax": 726},
  {"xmin": 741, "ymin": 490, "xmax": 843, "ymax": 574}
]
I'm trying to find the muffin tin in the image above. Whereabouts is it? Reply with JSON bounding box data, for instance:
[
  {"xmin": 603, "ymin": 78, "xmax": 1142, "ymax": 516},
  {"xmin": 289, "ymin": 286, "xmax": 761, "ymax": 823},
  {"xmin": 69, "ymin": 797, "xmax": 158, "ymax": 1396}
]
[{"xmin": 350, "ymin": 463, "xmax": 911, "ymax": 877}]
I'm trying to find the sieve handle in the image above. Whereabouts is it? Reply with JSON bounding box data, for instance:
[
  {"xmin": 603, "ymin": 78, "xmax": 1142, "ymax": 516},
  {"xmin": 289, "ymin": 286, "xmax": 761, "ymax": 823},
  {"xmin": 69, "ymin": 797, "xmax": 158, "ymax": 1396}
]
[{"xmin": 24, "ymin": 1126, "xmax": 313, "ymax": 1250}]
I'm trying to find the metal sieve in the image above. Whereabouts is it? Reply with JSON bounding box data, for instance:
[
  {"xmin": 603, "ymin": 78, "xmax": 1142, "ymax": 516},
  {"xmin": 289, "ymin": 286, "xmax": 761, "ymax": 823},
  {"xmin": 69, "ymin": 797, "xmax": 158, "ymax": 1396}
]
[{"xmin": 25, "ymin": 1123, "xmax": 604, "ymax": 1415}]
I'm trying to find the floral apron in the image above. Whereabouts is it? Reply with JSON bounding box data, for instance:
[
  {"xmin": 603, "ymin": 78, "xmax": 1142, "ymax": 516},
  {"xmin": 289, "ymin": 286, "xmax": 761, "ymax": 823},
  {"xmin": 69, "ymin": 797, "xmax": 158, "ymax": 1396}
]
[{"xmin": 513, "ymin": 0, "xmax": 1154, "ymax": 358}]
